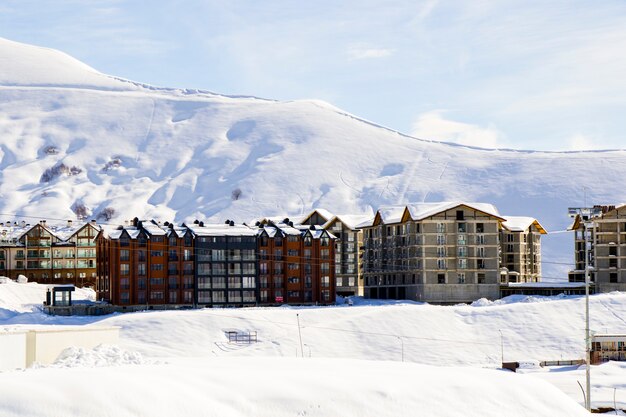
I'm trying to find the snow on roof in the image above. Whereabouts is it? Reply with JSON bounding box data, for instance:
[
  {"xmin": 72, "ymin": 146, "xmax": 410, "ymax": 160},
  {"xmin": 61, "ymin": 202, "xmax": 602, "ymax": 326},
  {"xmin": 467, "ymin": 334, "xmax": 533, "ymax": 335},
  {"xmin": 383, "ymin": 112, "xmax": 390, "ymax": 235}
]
[
  {"xmin": 300, "ymin": 208, "xmax": 335, "ymax": 224},
  {"xmin": 406, "ymin": 202, "xmax": 502, "ymax": 221},
  {"xmin": 502, "ymin": 216, "xmax": 548, "ymax": 234},
  {"xmin": 140, "ymin": 221, "xmax": 167, "ymax": 236},
  {"xmin": 357, "ymin": 202, "xmax": 504, "ymax": 228},
  {"xmin": 323, "ymin": 214, "xmax": 373, "ymax": 230},
  {"xmin": 187, "ymin": 223, "xmax": 256, "ymax": 237}
]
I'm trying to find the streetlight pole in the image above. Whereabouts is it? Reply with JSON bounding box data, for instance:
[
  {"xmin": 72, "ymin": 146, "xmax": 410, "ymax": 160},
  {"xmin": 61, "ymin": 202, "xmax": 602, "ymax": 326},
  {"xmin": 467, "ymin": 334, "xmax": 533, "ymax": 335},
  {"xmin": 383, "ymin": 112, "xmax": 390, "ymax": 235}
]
[
  {"xmin": 568, "ymin": 206, "xmax": 600, "ymax": 413},
  {"xmin": 583, "ymin": 219, "xmax": 592, "ymax": 412}
]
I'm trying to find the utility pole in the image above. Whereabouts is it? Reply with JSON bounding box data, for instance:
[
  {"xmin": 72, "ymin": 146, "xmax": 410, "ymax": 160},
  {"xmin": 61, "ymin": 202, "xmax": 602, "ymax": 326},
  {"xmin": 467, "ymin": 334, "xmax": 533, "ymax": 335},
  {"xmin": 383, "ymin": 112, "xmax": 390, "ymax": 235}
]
[
  {"xmin": 568, "ymin": 206, "xmax": 600, "ymax": 412},
  {"xmin": 296, "ymin": 313, "xmax": 304, "ymax": 358},
  {"xmin": 499, "ymin": 329, "xmax": 504, "ymax": 366}
]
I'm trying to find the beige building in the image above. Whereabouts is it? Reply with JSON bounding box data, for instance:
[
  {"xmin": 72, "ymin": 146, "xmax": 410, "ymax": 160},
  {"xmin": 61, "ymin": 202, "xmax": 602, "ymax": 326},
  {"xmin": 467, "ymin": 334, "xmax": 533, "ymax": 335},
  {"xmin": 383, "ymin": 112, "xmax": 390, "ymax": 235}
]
[
  {"xmin": 0, "ymin": 220, "xmax": 99, "ymax": 287},
  {"xmin": 500, "ymin": 216, "xmax": 547, "ymax": 283},
  {"xmin": 359, "ymin": 202, "xmax": 505, "ymax": 304},
  {"xmin": 569, "ymin": 204, "xmax": 626, "ymax": 292},
  {"xmin": 299, "ymin": 210, "xmax": 371, "ymax": 297}
]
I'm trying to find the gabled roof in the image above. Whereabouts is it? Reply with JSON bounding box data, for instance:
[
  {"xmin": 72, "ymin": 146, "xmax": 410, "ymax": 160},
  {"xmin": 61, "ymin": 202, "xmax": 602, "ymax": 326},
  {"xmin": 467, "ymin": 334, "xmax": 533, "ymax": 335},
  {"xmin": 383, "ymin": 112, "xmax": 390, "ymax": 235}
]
[
  {"xmin": 502, "ymin": 216, "xmax": 548, "ymax": 234},
  {"xmin": 299, "ymin": 208, "xmax": 335, "ymax": 225},
  {"xmin": 322, "ymin": 214, "xmax": 373, "ymax": 231},
  {"xmin": 357, "ymin": 201, "xmax": 505, "ymax": 228},
  {"xmin": 187, "ymin": 223, "xmax": 256, "ymax": 237}
]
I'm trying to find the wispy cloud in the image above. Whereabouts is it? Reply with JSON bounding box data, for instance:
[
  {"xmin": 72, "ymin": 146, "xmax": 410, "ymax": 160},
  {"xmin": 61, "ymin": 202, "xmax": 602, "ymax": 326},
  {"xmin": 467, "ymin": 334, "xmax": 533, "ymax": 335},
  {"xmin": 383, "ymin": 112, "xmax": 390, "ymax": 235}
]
[
  {"xmin": 348, "ymin": 46, "xmax": 394, "ymax": 60},
  {"xmin": 411, "ymin": 110, "xmax": 503, "ymax": 149}
]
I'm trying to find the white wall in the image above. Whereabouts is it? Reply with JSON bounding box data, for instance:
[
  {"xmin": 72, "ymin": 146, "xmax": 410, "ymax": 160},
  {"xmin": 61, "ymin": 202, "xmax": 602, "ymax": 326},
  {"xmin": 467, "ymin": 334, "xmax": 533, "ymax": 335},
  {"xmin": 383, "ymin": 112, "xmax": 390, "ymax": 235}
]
[
  {"xmin": 26, "ymin": 327, "xmax": 119, "ymax": 367},
  {"xmin": 0, "ymin": 331, "xmax": 27, "ymax": 371},
  {"xmin": 0, "ymin": 327, "xmax": 119, "ymax": 371}
]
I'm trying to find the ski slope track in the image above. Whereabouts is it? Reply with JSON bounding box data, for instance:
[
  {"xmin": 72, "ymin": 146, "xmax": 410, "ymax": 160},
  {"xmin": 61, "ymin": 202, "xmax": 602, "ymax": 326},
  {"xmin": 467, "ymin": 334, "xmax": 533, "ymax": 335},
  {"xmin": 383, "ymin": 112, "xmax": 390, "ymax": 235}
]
[{"xmin": 1, "ymin": 38, "xmax": 625, "ymax": 280}]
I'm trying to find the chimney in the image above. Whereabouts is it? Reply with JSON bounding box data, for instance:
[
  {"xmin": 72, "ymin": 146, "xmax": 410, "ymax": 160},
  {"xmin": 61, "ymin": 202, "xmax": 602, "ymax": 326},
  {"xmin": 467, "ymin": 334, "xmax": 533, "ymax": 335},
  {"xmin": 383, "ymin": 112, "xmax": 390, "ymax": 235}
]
[
  {"xmin": 124, "ymin": 220, "xmax": 129, "ymax": 226},
  {"xmin": 21, "ymin": 221, "xmax": 26, "ymax": 227},
  {"xmin": 67, "ymin": 220, "xmax": 73, "ymax": 227},
  {"xmin": 90, "ymin": 219, "xmax": 96, "ymax": 225}
]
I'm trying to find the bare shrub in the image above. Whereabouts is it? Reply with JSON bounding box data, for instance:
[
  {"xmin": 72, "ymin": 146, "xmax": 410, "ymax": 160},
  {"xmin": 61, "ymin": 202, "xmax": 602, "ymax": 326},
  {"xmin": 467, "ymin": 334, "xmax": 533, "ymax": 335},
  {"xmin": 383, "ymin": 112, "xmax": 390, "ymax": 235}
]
[
  {"xmin": 40, "ymin": 163, "xmax": 83, "ymax": 183},
  {"xmin": 97, "ymin": 207, "xmax": 116, "ymax": 221},
  {"xmin": 71, "ymin": 201, "xmax": 90, "ymax": 220},
  {"xmin": 102, "ymin": 157, "xmax": 122, "ymax": 172},
  {"xmin": 43, "ymin": 145, "xmax": 59, "ymax": 155},
  {"xmin": 231, "ymin": 188, "xmax": 242, "ymax": 200}
]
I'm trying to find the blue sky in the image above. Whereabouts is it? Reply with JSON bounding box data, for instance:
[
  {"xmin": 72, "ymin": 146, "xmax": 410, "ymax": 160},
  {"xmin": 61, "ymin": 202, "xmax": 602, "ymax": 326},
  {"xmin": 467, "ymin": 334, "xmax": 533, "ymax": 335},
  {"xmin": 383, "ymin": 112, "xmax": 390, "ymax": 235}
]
[{"xmin": 2, "ymin": 0, "xmax": 626, "ymax": 150}]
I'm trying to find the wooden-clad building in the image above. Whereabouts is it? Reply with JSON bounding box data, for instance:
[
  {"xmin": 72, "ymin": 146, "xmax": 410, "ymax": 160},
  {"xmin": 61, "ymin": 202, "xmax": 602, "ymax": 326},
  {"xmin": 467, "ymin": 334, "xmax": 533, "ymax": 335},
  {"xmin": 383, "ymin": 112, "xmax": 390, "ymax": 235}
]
[{"xmin": 0, "ymin": 219, "xmax": 99, "ymax": 287}]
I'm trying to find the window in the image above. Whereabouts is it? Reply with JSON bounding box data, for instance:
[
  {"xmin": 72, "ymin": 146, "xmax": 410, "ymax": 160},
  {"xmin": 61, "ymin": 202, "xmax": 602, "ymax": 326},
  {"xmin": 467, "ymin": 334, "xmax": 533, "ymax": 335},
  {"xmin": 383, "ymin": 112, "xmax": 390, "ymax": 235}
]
[
  {"xmin": 321, "ymin": 249, "xmax": 330, "ymax": 259},
  {"xmin": 437, "ymin": 247, "xmax": 446, "ymax": 257},
  {"xmin": 211, "ymin": 250, "xmax": 226, "ymax": 261},
  {"xmin": 458, "ymin": 273, "xmax": 465, "ymax": 284},
  {"xmin": 477, "ymin": 247, "xmax": 485, "ymax": 258},
  {"xmin": 120, "ymin": 264, "xmax": 129, "ymax": 276},
  {"xmin": 288, "ymin": 276, "xmax": 300, "ymax": 284},
  {"xmin": 457, "ymin": 235, "xmax": 466, "ymax": 245},
  {"xmin": 150, "ymin": 291, "xmax": 164, "ymax": 300},
  {"xmin": 198, "ymin": 292, "xmax": 211, "ymax": 303},
  {"xmin": 304, "ymin": 236, "xmax": 312, "ymax": 246},
  {"xmin": 320, "ymin": 263, "xmax": 330, "ymax": 273},
  {"xmin": 228, "ymin": 291, "xmax": 242, "ymax": 303},
  {"xmin": 151, "ymin": 263, "xmax": 163, "ymax": 271},
  {"xmin": 458, "ymin": 259, "xmax": 467, "ymax": 269},
  {"xmin": 437, "ymin": 259, "xmax": 446, "ymax": 269},
  {"xmin": 456, "ymin": 210, "xmax": 464, "ymax": 220},
  {"xmin": 476, "ymin": 223, "xmax": 484, "ymax": 233},
  {"xmin": 336, "ymin": 277, "xmax": 343, "ymax": 287},
  {"xmin": 120, "ymin": 278, "xmax": 130, "ymax": 290},
  {"xmin": 274, "ymin": 249, "xmax": 283, "ymax": 261},
  {"xmin": 304, "ymin": 249, "xmax": 311, "ymax": 259},
  {"xmin": 458, "ymin": 247, "xmax": 467, "ymax": 257},
  {"xmin": 457, "ymin": 222, "xmax": 466, "ymax": 233},
  {"xmin": 506, "ymin": 244, "xmax": 514, "ymax": 252},
  {"xmin": 288, "ymin": 263, "xmax": 299, "ymax": 270},
  {"xmin": 610, "ymin": 273, "xmax": 618, "ymax": 283},
  {"xmin": 169, "ymin": 292, "xmax": 178, "ymax": 303},
  {"xmin": 151, "ymin": 250, "xmax": 163, "ymax": 257},
  {"xmin": 242, "ymin": 276, "xmax": 255, "ymax": 288},
  {"xmin": 243, "ymin": 290, "xmax": 255, "ymax": 302},
  {"xmin": 437, "ymin": 235, "xmax": 446, "ymax": 245},
  {"xmin": 288, "ymin": 291, "xmax": 300, "ymax": 298},
  {"xmin": 437, "ymin": 223, "xmax": 445, "ymax": 233},
  {"xmin": 213, "ymin": 277, "xmax": 226, "ymax": 288},
  {"xmin": 213, "ymin": 291, "xmax": 225, "ymax": 303},
  {"xmin": 260, "ymin": 290, "xmax": 268, "ymax": 302},
  {"xmin": 476, "ymin": 235, "xmax": 485, "ymax": 245},
  {"xmin": 321, "ymin": 236, "xmax": 330, "ymax": 247},
  {"xmin": 437, "ymin": 273, "xmax": 445, "ymax": 284},
  {"xmin": 198, "ymin": 277, "xmax": 211, "ymax": 289},
  {"xmin": 477, "ymin": 273, "xmax": 485, "ymax": 284},
  {"xmin": 274, "ymin": 236, "xmax": 283, "ymax": 246},
  {"xmin": 507, "ymin": 234, "xmax": 514, "ymax": 242},
  {"xmin": 150, "ymin": 278, "xmax": 164, "ymax": 285},
  {"xmin": 228, "ymin": 276, "xmax": 242, "ymax": 288},
  {"xmin": 321, "ymin": 276, "xmax": 330, "ymax": 287}
]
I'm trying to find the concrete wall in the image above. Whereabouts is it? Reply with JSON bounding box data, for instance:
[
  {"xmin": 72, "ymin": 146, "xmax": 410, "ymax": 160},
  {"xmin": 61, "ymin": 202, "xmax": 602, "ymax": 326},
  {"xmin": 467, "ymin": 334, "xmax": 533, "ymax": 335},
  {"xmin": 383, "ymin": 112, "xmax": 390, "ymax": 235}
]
[
  {"xmin": 0, "ymin": 331, "xmax": 28, "ymax": 371},
  {"xmin": 0, "ymin": 326, "xmax": 119, "ymax": 371},
  {"xmin": 26, "ymin": 327, "xmax": 119, "ymax": 367}
]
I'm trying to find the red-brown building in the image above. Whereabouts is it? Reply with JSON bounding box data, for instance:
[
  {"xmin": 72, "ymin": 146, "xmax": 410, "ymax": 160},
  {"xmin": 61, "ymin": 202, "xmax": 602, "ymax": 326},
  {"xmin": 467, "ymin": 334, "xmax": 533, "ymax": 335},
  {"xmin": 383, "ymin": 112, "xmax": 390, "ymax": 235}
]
[
  {"xmin": 96, "ymin": 219, "xmax": 194, "ymax": 307},
  {"xmin": 256, "ymin": 218, "xmax": 336, "ymax": 305}
]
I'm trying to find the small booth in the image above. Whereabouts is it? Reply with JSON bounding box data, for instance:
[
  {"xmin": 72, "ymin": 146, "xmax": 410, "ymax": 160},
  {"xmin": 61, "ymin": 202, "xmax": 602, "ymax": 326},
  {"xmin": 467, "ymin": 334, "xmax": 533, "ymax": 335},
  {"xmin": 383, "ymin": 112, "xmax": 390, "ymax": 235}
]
[{"xmin": 45, "ymin": 285, "xmax": 75, "ymax": 307}]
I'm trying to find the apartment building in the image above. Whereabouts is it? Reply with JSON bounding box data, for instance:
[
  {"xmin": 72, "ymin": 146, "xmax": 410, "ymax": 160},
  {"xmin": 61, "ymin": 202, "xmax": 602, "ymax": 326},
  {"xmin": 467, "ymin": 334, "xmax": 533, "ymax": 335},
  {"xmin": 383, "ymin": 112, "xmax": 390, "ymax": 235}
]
[
  {"xmin": 299, "ymin": 209, "xmax": 370, "ymax": 297},
  {"xmin": 500, "ymin": 216, "xmax": 546, "ymax": 283},
  {"xmin": 188, "ymin": 221, "xmax": 258, "ymax": 308},
  {"xmin": 255, "ymin": 218, "xmax": 336, "ymax": 304},
  {"xmin": 0, "ymin": 220, "xmax": 98, "ymax": 287},
  {"xmin": 96, "ymin": 219, "xmax": 195, "ymax": 307},
  {"xmin": 359, "ymin": 202, "xmax": 506, "ymax": 304},
  {"xmin": 568, "ymin": 204, "xmax": 626, "ymax": 292}
]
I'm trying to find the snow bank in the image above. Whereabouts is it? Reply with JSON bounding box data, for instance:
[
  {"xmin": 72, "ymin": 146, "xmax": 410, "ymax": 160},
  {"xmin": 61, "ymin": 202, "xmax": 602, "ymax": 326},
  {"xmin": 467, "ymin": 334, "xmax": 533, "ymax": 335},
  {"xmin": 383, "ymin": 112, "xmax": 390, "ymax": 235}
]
[
  {"xmin": 0, "ymin": 357, "xmax": 590, "ymax": 417},
  {"xmin": 40, "ymin": 344, "xmax": 147, "ymax": 368}
]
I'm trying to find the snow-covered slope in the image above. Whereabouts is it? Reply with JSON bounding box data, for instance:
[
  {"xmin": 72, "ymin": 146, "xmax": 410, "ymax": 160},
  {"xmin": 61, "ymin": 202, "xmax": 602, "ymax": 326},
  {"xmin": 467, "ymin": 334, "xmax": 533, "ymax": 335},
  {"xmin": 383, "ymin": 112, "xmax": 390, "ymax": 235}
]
[{"xmin": 1, "ymin": 38, "xmax": 625, "ymax": 279}]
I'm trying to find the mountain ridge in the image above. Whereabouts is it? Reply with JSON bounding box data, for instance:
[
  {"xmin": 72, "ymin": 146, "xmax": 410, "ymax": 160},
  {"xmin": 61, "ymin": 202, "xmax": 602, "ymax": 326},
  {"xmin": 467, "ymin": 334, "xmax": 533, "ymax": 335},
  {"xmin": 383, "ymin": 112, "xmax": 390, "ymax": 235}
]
[{"xmin": 1, "ymin": 38, "xmax": 625, "ymax": 280}]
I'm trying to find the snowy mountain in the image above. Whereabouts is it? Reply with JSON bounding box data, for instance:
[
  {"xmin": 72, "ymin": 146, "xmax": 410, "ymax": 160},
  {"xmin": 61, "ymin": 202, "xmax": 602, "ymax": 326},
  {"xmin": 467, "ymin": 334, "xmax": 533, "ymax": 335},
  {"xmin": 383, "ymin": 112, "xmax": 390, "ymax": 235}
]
[{"xmin": 1, "ymin": 38, "xmax": 625, "ymax": 280}]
